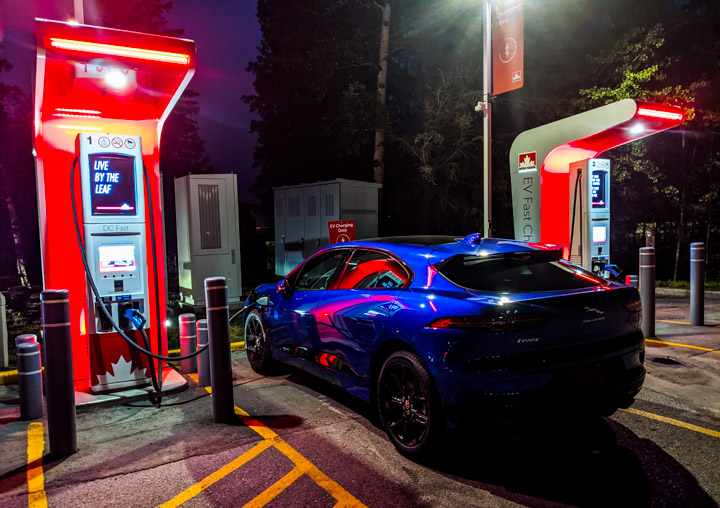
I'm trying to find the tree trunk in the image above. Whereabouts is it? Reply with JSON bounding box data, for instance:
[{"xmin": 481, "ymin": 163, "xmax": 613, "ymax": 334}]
[
  {"xmin": 373, "ymin": 0, "xmax": 391, "ymax": 186},
  {"xmin": 1, "ymin": 190, "xmax": 30, "ymax": 287},
  {"xmin": 673, "ymin": 131, "xmax": 687, "ymax": 281}
]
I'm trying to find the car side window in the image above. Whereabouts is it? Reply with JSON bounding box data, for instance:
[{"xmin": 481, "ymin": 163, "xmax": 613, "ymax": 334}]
[
  {"xmin": 293, "ymin": 249, "xmax": 348, "ymax": 291},
  {"xmin": 335, "ymin": 249, "xmax": 410, "ymax": 290}
]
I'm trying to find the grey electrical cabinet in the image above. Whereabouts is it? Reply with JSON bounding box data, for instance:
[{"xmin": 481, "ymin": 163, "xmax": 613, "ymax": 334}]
[
  {"xmin": 175, "ymin": 174, "xmax": 242, "ymax": 307},
  {"xmin": 274, "ymin": 179, "xmax": 382, "ymax": 276}
]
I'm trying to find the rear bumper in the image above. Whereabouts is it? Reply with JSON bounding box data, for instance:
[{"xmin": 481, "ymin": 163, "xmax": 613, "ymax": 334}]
[{"xmin": 437, "ymin": 332, "xmax": 646, "ymax": 427}]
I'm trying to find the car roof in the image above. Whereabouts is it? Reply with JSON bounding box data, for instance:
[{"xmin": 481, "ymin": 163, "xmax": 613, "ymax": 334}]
[{"xmin": 336, "ymin": 235, "xmax": 555, "ymax": 273}]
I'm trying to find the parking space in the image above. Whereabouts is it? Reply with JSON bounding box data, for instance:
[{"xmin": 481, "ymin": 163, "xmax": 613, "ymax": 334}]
[{"xmin": 0, "ymin": 298, "xmax": 718, "ymax": 507}]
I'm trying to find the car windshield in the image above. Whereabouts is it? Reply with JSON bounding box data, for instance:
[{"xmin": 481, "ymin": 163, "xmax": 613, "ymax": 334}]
[{"xmin": 435, "ymin": 251, "xmax": 602, "ymax": 293}]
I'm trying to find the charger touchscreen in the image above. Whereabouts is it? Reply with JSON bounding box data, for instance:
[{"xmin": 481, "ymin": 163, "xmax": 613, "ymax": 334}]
[{"xmin": 98, "ymin": 244, "xmax": 136, "ymax": 273}]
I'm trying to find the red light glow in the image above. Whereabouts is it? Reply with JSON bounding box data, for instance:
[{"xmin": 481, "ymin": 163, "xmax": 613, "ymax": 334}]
[
  {"xmin": 637, "ymin": 108, "xmax": 684, "ymax": 121},
  {"xmin": 49, "ymin": 38, "xmax": 190, "ymax": 65}
]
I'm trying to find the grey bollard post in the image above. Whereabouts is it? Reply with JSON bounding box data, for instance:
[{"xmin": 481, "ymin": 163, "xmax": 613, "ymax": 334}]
[
  {"xmin": 205, "ymin": 277, "xmax": 234, "ymax": 423},
  {"xmin": 17, "ymin": 336, "xmax": 43, "ymax": 420},
  {"xmin": 179, "ymin": 314, "xmax": 197, "ymax": 373},
  {"xmin": 690, "ymin": 242, "xmax": 705, "ymax": 326},
  {"xmin": 0, "ymin": 292, "xmax": 7, "ymax": 369},
  {"xmin": 196, "ymin": 319, "xmax": 211, "ymax": 387},
  {"xmin": 41, "ymin": 290, "xmax": 77, "ymax": 458},
  {"xmin": 639, "ymin": 247, "xmax": 656, "ymax": 338},
  {"xmin": 625, "ymin": 275, "xmax": 639, "ymax": 289}
]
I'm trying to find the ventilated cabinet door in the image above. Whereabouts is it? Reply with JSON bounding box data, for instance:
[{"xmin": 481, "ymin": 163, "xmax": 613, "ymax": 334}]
[{"xmin": 189, "ymin": 178, "xmax": 229, "ymax": 256}]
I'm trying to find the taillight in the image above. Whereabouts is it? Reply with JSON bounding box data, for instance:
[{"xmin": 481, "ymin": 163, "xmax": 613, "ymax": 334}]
[{"xmin": 425, "ymin": 312, "xmax": 545, "ymax": 332}]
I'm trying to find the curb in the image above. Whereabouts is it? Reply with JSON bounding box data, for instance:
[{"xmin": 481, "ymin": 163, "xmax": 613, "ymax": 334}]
[{"xmin": 0, "ymin": 341, "xmax": 245, "ymax": 386}]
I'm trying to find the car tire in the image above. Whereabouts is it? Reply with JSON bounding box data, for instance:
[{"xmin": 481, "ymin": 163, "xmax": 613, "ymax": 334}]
[
  {"xmin": 244, "ymin": 310, "xmax": 275, "ymax": 375},
  {"xmin": 377, "ymin": 350, "xmax": 443, "ymax": 459}
]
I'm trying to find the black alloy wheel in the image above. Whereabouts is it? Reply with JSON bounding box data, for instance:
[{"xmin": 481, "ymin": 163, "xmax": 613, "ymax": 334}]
[
  {"xmin": 377, "ymin": 351, "xmax": 442, "ymax": 458},
  {"xmin": 244, "ymin": 310, "xmax": 274, "ymax": 375}
]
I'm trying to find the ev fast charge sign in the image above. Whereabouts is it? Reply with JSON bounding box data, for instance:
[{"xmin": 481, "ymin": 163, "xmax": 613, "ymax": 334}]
[{"xmin": 328, "ymin": 220, "xmax": 356, "ymax": 244}]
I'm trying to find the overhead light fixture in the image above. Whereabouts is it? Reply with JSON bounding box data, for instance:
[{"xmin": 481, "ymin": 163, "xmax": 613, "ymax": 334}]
[
  {"xmin": 630, "ymin": 123, "xmax": 645, "ymax": 135},
  {"xmin": 104, "ymin": 69, "xmax": 129, "ymax": 89},
  {"xmin": 637, "ymin": 107, "xmax": 684, "ymax": 121},
  {"xmin": 50, "ymin": 38, "xmax": 190, "ymax": 65}
]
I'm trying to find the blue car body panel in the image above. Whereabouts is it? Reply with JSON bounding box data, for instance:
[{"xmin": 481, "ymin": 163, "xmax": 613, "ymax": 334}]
[{"xmin": 246, "ymin": 236, "xmax": 645, "ymax": 427}]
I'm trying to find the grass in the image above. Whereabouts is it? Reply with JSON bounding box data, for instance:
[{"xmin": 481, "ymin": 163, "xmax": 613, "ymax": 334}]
[{"xmin": 656, "ymin": 280, "xmax": 720, "ymax": 291}]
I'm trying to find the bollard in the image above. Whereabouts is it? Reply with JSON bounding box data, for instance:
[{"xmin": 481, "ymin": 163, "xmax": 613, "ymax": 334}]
[
  {"xmin": 0, "ymin": 292, "xmax": 7, "ymax": 369},
  {"xmin": 179, "ymin": 314, "xmax": 197, "ymax": 373},
  {"xmin": 17, "ymin": 337, "xmax": 43, "ymax": 420},
  {"xmin": 41, "ymin": 290, "xmax": 77, "ymax": 458},
  {"xmin": 196, "ymin": 319, "xmax": 211, "ymax": 387},
  {"xmin": 690, "ymin": 242, "xmax": 705, "ymax": 326},
  {"xmin": 639, "ymin": 247, "xmax": 656, "ymax": 338},
  {"xmin": 205, "ymin": 277, "xmax": 234, "ymax": 423},
  {"xmin": 625, "ymin": 275, "xmax": 639, "ymax": 289}
]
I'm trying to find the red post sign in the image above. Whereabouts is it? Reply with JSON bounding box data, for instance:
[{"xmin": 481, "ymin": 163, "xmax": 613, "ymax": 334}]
[
  {"xmin": 328, "ymin": 220, "xmax": 356, "ymax": 244},
  {"xmin": 492, "ymin": 0, "xmax": 524, "ymax": 95}
]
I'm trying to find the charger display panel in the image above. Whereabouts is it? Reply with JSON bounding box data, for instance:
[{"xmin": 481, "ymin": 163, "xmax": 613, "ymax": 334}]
[{"xmin": 89, "ymin": 153, "xmax": 137, "ymax": 216}]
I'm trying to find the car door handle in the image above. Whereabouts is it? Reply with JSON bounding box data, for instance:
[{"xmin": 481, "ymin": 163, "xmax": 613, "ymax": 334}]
[{"xmin": 355, "ymin": 318, "xmax": 374, "ymax": 326}]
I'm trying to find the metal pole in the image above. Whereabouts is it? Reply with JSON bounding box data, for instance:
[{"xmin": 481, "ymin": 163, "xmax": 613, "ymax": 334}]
[
  {"xmin": 0, "ymin": 292, "xmax": 8, "ymax": 369},
  {"xmin": 16, "ymin": 336, "xmax": 43, "ymax": 420},
  {"xmin": 41, "ymin": 290, "xmax": 77, "ymax": 458},
  {"xmin": 73, "ymin": 0, "xmax": 84, "ymax": 23},
  {"xmin": 690, "ymin": 242, "xmax": 705, "ymax": 326},
  {"xmin": 205, "ymin": 277, "xmax": 234, "ymax": 423},
  {"xmin": 179, "ymin": 314, "xmax": 197, "ymax": 373},
  {"xmin": 639, "ymin": 248, "xmax": 655, "ymax": 338},
  {"xmin": 482, "ymin": 0, "xmax": 493, "ymax": 238},
  {"xmin": 196, "ymin": 319, "xmax": 211, "ymax": 387}
]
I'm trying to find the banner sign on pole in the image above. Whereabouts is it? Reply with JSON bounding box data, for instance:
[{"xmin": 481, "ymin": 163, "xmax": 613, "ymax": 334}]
[
  {"xmin": 328, "ymin": 220, "xmax": 356, "ymax": 244},
  {"xmin": 492, "ymin": 0, "xmax": 524, "ymax": 95}
]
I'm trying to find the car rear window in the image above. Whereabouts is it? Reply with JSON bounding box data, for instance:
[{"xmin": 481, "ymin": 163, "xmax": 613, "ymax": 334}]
[{"xmin": 435, "ymin": 252, "xmax": 602, "ymax": 292}]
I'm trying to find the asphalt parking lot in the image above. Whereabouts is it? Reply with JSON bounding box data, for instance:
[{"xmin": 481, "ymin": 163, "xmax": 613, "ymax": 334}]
[{"xmin": 0, "ymin": 297, "xmax": 718, "ymax": 507}]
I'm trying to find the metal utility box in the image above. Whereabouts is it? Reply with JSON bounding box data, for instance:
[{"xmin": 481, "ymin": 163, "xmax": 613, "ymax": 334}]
[
  {"xmin": 274, "ymin": 179, "xmax": 381, "ymax": 275},
  {"xmin": 175, "ymin": 174, "xmax": 242, "ymax": 307}
]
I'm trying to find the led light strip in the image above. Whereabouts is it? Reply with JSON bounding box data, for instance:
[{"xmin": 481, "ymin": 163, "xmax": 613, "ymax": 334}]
[
  {"xmin": 56, "ymin": 108, "xmax": 102, "ymax": 115},
  {"xmin": 637, "ymin": 107, "xmax": 684, "ymax": 121},
  {"xmin": 56, "ymin": 125, "xmax": 103, "ymax": 131},
  {"xmin": 49, "ymin": 38, "xmax": 189, "ymax": 65},
  {"xmin": 53, "ymin": 113, "xmax": 101, "ymax": 118}
]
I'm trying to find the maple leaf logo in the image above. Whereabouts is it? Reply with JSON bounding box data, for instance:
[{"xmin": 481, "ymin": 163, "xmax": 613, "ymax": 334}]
[
  {"xmin": 519, "ymin": 152, "xmax": 537, "ymax": 169},
  {"xmin": 95, "ymin": 356, "xmax": 147, "ymax": 387}
]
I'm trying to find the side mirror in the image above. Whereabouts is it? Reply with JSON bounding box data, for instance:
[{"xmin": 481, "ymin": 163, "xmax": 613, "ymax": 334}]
[
  {"xmin": 256, "ymin": 296, "xmax": 269, "ymax": 308},
  {"xmin": 277, "ymin": 279, "xmax": 289, "ymax": 293}
]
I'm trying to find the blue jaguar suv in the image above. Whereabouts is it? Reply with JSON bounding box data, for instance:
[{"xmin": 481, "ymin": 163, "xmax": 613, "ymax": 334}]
[{"xmin": 244, "ymin": 235, "xmax": 645, "ymax": 457}]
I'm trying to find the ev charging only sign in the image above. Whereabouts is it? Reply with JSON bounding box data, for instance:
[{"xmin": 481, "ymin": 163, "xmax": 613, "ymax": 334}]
[{"xmin": 328, "ymin": 220, "xmax": 356, "ymax": 244}]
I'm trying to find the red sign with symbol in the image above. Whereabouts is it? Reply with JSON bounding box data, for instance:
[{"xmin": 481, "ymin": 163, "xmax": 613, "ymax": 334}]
[
  {"xmin": 492, "ymin": 0, "xmax": 524, "ymax": 96},
  {"xmin": 328, "ymin": 220, "xmax": 356, "ymax": 244}
]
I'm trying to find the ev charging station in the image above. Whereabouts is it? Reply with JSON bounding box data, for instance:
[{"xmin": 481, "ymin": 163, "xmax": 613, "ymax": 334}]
[
  {"xmin": 509, "ymin": 99, "xmax": 684, "ymax": 273},
  {"xmin": 33, "ymin": 20, "xmax": 196, "ymax": 393}
]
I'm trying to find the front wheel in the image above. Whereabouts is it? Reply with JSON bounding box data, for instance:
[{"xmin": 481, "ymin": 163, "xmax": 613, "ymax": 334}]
[
  {"xmin": 244, "ymin": 310, "xmax": 275, "ymax": 375},
  {"xmin": 377, "ymin": 351, "xmax": 443, "ymax": 459}
]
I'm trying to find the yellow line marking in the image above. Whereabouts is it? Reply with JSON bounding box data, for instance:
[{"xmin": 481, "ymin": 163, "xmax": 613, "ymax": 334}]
[
  {"xmin": 243, "ymin": 467, "xmax": 305, "ymax": 508},
  {"xmin": 657, "ymin": 319, "xmax": 720, "ymax": 328},
  {"xmin": 158, "ymin": 387, "xmax": 366, "ymax": 507},
  {"xmin": 622, "ymin": 408, "xmax": 720, "ymax": 438},
  {"xmin": 645, "ymin": 338, "xmax": 719, "ymax": 353},
  {"xmin": 27, "ymin": 422, "xmax": 47, "ymax": 508},
  {"xmin": 157, "ymin": 440, "xmax": 274, "ymax": 508}
]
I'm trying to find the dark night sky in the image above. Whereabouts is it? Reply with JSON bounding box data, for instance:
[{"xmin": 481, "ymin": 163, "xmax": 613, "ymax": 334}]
[{"xmin": 0, "ymin": 0, "xmax": 261, "ymax": 202}]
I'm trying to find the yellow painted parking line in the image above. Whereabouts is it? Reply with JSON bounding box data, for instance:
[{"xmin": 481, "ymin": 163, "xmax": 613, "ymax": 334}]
[
  {"xmin": 657, "ymin": 319, "xmax": 720, "ymax": 328},
  {"xmin": 158, "ymin": 387, "xmax": 366, "ymax": 507},
  {"xmin": 622, "ymin": 408, "xmax": 720, "ymax": 438},
  {"xmin": 645, "ymin": 338, "xmax": 719, "ymax": 353},
  {"xmin": 243, "ymin": 466, "xmax": 304, "ymax": 508},
  {"xmin": 158, "ymin": 439, "xmax": 274, "ymax": 508},
  {"xmin": 27, "ymin": 422, "xmax": 47, "ymax": 508}
]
